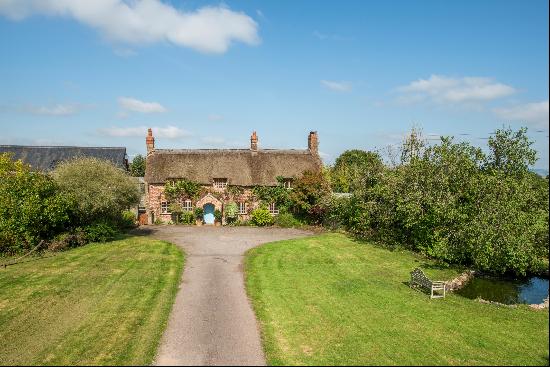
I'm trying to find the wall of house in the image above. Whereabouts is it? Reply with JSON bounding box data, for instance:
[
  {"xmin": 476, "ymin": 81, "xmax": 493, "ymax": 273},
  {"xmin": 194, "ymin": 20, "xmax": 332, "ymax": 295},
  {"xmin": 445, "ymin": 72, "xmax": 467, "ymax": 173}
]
[{"xmin": 146, "ymin": 183, "xmax": 261, "ymax": 224}]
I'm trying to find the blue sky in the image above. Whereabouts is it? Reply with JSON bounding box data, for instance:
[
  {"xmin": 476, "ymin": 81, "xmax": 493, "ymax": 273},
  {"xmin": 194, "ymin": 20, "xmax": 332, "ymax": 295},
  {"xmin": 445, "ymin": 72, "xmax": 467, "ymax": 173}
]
[{"xmin": 0, "ymin": 0, "xmax": 548, "ymax": 168}]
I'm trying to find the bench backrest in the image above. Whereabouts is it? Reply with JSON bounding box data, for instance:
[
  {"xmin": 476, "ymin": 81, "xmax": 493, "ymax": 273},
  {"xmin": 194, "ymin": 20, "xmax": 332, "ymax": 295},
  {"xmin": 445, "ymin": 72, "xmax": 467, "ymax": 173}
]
[{"xmin": 410, "ymin": 268, "xmax": 432, "ymax": 288}]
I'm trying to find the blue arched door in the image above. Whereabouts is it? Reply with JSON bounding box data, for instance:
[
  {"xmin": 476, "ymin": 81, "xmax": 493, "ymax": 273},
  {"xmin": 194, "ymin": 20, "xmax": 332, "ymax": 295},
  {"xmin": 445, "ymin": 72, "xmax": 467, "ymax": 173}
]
[{"xmin": 203, "ymin": 204, "xmax": 215, "ymax": 224}]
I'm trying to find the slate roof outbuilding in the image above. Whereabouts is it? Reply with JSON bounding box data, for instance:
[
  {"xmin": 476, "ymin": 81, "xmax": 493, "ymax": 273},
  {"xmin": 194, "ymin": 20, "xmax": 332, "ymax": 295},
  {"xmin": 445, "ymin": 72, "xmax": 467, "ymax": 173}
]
[{"xmin": 0, "ymin": 145, "xmax": 128, "ymax": 171}]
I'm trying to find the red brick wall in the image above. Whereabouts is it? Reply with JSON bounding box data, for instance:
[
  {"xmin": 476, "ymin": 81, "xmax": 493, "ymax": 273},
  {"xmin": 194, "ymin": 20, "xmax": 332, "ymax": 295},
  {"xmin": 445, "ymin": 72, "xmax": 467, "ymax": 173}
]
[{"xmin": 146, "ymin": 184, "xmax": 263, "ymax": 224}]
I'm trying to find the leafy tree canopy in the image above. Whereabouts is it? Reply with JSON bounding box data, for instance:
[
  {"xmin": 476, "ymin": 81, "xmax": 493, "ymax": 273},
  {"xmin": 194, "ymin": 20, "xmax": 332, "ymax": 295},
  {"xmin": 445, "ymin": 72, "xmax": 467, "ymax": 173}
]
[
  {"xmin": 129, "ymin": 154, "xmax": 146, "ymax": 177},
  {"xmin": 52, "ymin": 157, "xmax": 140, "ymax": 224}
]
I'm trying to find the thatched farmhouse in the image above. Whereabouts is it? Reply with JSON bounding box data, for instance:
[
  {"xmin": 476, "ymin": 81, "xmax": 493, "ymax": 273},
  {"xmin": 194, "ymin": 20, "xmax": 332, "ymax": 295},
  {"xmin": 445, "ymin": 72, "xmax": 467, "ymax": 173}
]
[{"xmin": 144, "ymin": 129, "xmax": 322, "ymax": 224}]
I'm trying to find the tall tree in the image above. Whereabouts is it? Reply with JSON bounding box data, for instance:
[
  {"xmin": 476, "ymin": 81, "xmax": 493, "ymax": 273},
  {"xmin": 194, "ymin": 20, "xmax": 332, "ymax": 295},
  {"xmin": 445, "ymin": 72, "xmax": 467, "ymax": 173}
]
[
  {"xmin": 486, "ymin": 126, "xmax": 537, "ymax": 175},
  {"xmin": 331, "ymin": 150, "xmax": 383, "ymax": 193},
  {"xmin": 130, "ymin": 154, "xmax": 146, "ymax": 177}
]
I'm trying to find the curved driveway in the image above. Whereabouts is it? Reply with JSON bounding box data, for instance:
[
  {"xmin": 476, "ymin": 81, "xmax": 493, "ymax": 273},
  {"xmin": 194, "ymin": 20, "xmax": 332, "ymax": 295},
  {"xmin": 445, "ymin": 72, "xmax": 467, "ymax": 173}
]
[{"xmin": 149, "ymin": 226, "xmax": 312, "ymax": 366}]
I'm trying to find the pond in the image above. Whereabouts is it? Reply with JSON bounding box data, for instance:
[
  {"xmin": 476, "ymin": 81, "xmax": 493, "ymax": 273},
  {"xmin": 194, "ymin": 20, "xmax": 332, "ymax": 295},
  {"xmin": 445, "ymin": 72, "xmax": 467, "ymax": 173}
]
[{"xmin": 456, "ymin": 276, "xmax": 549, "ymax": 305}]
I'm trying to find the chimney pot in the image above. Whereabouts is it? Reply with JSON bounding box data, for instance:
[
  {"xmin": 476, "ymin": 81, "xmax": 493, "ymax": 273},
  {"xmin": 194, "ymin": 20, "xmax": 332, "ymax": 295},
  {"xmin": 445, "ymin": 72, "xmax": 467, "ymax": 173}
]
[
  {"xmin": 146, "ymin": 128, "xmax": 155, "ymax": 155},
  {"xmin": 308, "ymin": 131, "xmax": 319, "ymax": 155},
  {"xmin": 250, "ymin": 131, "xmax": 258, "ymax": 151}
]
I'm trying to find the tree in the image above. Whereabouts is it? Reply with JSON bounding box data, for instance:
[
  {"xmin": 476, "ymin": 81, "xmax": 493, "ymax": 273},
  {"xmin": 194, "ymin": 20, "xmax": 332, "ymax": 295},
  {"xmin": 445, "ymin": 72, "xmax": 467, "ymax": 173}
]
[
  {"xmin": 130, "ymin": 154, "xmax": 146, "ymax": 177},
  {"xmin": 400, "ymin": 125, "xmax": 426, "ymax": 164},
  {"xmin": 331, "ymin": 149, "xmax": 384, "ymax": 193},
  {"xmin": 0, "ymin": 153, "xmax": 75, "ymax": 254},
  {"xmin": 52, "ymin": 157, "xmax": 140, "ymax": 225},
  {"xmin": 290, "ymin": 170, "xmax": 331, "ymax": 223},
  {"xmin": 486, "ymin": 126, "xmax": 537, "ymax": 175}
]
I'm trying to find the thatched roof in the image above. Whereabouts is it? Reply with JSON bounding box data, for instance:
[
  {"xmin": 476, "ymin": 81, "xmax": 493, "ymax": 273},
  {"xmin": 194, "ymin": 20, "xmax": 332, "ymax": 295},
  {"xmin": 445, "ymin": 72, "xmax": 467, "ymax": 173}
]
[
  {"xmin": 145, "ymin": 149, "xmax": 322, "ymax": 186},
  {"xmin": 0, "ymin": 145, "xmax": 128, "ymax": 171}
]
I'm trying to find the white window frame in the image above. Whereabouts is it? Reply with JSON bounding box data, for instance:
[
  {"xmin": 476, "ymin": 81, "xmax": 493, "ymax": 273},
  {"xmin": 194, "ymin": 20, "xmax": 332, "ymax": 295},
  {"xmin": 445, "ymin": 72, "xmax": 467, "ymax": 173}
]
[
  {"xmin": 269, "ymin": 202, "xmax": 279, "ymax": 215},
  {"xmin": 239, "ymin": 202, "xmax": 247, "ymax": 215},
  {"xmin": 213, "ymin": 178, "xmax": 228, "ymax": 189},
  {"xmin": 283, "ymin": 179, "xmax": 292, "ymax": 189},
  {"xmin": 161, "ymin": 201, "xmax": 170, "ymax": 214},
  {"xmin": 183, "ymin": 200, "xmax": 193, "ymax": 211}
]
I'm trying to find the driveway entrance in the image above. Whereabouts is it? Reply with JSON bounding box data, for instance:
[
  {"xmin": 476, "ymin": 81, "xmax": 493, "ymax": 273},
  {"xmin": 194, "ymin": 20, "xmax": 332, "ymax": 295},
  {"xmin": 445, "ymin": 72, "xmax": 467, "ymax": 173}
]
[{"xmin": 148, "ymin": 225, "xmax": 312, "ymax": 366}]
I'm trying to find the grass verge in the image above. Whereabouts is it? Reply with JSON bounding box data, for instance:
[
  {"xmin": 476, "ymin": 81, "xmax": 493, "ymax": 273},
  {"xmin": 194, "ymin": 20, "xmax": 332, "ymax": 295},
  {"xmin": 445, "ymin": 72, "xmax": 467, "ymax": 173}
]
[
  {"xmin": 0, "ymin": 235, "xmax": 184, "ymax": 365},
  {"xmin": 245, "ymin": 233, "xmax": 549, "ymax": 365}
]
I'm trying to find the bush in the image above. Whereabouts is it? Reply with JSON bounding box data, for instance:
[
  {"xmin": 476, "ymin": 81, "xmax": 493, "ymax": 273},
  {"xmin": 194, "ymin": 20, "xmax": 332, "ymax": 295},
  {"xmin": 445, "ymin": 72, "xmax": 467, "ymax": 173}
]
[
  {"xmin": 52, "ymin": 157, "xmax": 140, "ymax": 226},
  {"xmin": 0, "ymin": 153, "xmax": 76, "ymax": 254},
  {"xmin": 214, "ymin": 209, "xmax": 222, "ymax": 223},
  {"xmin": 194, "ymin": 207, "xmax": 204, "ymax": 221},
  {"xmin": 48, "ymin": 230, "xmax": 87, "ymax": 251},
  {"xmin": 84, "ymin": 222, "xmax": 119, "ymax": 243},
  {"xmin": 290, "ymin": 170, "xmax": 331, "ymax": 224},
  {"xmin": 120, "ymin": 210, "xmax": 137, "ymax": 228},
  {"xmin": 179, "ymin": 211, "xmax": 195, "ymax": 225},
  {"xmin": 224, "ymin": 202, "xmax": 239, "ymax": 224},
  {"xmin": 331, "ymin": 127, "xmax": 549, "ymax": 276},
  {"xmin": 251, "ymin": 207, "xmax": 274, "ymax": 226},
  {"xmin": 274, "ymin": 211, "xmax": 302, "ymax": 228}
]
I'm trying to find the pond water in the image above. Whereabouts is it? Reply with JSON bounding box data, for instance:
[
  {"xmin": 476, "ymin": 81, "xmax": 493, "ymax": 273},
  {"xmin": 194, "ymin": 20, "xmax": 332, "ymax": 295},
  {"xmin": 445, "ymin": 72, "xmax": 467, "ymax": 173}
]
[{"xmin": 456, "ymin": 276, "xmax": 549, "ymax": 305}]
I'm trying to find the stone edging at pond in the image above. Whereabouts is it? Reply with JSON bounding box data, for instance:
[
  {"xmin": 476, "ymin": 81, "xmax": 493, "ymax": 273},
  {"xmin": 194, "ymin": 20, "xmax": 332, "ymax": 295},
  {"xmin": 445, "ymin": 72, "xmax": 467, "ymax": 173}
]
[
  {"xmin": 529, "ymin": 296, "xmax": 549, "ymax": 310},
  {"xmin": 445, "ymin": 270, "xmax": 475, "ymax": 291}
]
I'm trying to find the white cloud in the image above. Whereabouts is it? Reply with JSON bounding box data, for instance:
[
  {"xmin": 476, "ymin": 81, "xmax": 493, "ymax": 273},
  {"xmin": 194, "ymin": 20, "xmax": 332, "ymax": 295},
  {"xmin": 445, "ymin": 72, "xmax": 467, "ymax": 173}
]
[
  {"xmin": 98, "ymin": 125, "xmax": 191, "ymax": 139},
  {"xmin": 118, "ymin": 97, "xmax": 166, "ymax": 113},
  {"xmin": 493, "ymin": 100, "xmax": 549, "ymax": 126},
  {"xmin": 26, "ymin": 103, "xmax": 80, "ymax": 116},
  {"xmin": 321, "ymin": 80, "xmax": 352, "ymax": 92},
  {"xmin": 397, "ymin": 75, "xmax": 516, "ymax": 103},
  {"xmin": 0, "ymin": 0, "xmax": 260, "ymax": 54}
]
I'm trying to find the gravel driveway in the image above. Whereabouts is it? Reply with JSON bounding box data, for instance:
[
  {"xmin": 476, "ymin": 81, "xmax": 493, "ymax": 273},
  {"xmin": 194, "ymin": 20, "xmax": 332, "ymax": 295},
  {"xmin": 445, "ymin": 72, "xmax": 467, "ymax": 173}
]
[{"xmin": 147, "ymin": 226, "xmax": 312, "ymax": 366}]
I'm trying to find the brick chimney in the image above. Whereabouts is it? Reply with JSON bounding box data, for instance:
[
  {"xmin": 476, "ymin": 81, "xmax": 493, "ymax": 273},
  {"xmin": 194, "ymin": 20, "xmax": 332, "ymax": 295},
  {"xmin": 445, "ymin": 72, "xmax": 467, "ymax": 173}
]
[
  {"xmin": 146, "ymin": 128, "xmax": 155, "ymax": 155},
  {"xmin": 308, "ymin": 131, "xmax": 318, "ymax": 155},
  {"xmin": 250, "ymin": 131, "xmax": 258, "ymax": 151}
]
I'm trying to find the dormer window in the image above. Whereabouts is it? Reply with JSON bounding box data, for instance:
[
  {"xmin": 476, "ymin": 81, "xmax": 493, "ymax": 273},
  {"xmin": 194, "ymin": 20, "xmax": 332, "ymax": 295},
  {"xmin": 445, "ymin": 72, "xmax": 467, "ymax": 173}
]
[
  {"xmin": 213, "ymin": 178, "xmax": 228, "ymax": 189},
  {"xmin": 283, "ymin": 178, "xmax": 293, "ymax": 189}
]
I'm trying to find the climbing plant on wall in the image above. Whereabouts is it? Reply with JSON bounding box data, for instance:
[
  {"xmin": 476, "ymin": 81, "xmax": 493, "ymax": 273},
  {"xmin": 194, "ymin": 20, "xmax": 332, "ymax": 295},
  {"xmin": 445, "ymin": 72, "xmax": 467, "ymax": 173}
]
[
  {"xmin": 252, "ymin": 176, "xmax": 292, "ymax": 209},
  {"xmin": 164, "ymin": 179, "xmax": 201, "ymax": 201}
]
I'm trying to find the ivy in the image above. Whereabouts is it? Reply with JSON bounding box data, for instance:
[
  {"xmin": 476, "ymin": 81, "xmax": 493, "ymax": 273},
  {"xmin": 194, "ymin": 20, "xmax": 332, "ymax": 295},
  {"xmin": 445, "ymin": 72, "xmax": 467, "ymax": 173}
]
[
  {"xmin": 164, "ymin": 179, "xmax": 201, "ymax": 201},
  {"xmin": 252, "ymin": 181, "xmax": 291, "ymax": 209}
]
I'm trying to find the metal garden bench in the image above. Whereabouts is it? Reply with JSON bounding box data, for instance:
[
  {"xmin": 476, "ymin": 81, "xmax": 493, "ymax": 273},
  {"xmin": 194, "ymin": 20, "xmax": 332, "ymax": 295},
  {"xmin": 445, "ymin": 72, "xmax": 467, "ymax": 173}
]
[{"xmin": 410, "ymin": 268, "xmax": 446, "ymax": 299}]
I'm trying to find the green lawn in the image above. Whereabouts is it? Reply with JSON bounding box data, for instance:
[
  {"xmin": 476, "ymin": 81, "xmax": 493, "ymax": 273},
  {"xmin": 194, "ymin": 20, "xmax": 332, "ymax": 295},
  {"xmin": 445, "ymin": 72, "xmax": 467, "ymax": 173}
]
[
  {"xmin": 0, "ymin": 235, "xmax": 184, "ymax": 366},
  {"xmin": 245, "ymin": 233, "xmax": 549, "ymax": 366}
]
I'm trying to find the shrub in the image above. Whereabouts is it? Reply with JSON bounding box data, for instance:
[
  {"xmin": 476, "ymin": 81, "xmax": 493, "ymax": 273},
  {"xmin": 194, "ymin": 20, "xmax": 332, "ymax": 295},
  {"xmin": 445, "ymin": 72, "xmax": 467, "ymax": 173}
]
[
  {"xmin": 52, "ymin": 157, "xmax": 140, "ymax": 226},
  {"xmin": 214, "ymin": 209, "xmax": 222, "ymax": 223},
  {"xmin": 290, "ymin": 170, "xmax": 331, "ymax": 224},
  {"xmin": 48, "ymin": 230, "xmax": 87, "ymax": 251},
  {"xmin": 120, "ymin": 210, "xmax": 137, "ymax": 228},
  {"xmin": 194, "ymin": 207, "xmax": 204, "ymax": 220},
  {"xmin": 331, "ymin": 127, "xmax": 549, "ymax": 276},
  {"xmin": 274, "ymin": 211, "xmax": 302, "ymax": 228},
  {"xmin": 84, "ymin": 222, "xmax": 119, "ymax": 243},
  {"xmin": 251, "ymin": 207, "xmax": 274, "ymax": 226},
  {"xmin": 224, "ymin": 202, "xmax": 239, "ymax": 224},
  {"xmin": 0, "ymin": 153, "xmax": 76, "ymax": 254},
  {"xmin": 179, "ymin": 211, "xmax": 195, "ymax": 225}
]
